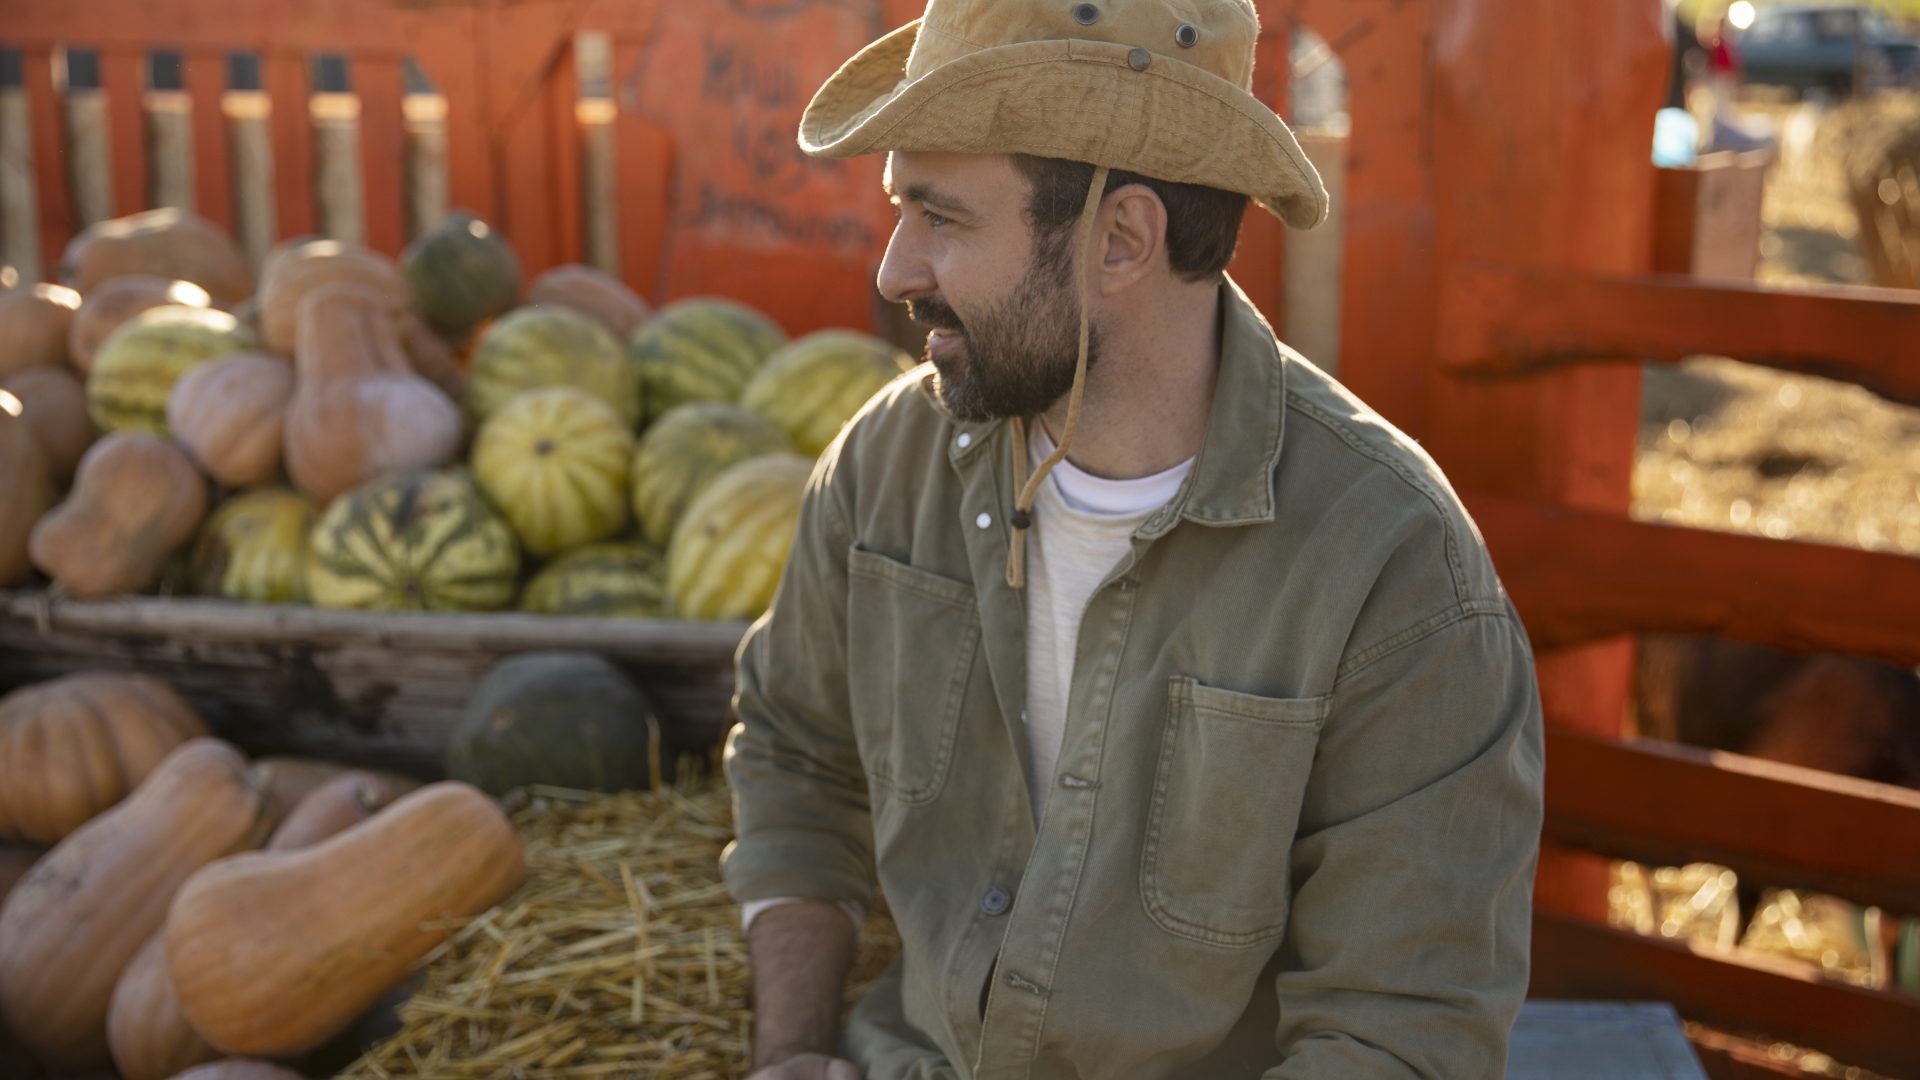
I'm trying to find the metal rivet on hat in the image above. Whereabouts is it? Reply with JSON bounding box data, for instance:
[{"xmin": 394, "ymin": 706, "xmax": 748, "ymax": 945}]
[
  {"xmin": 1174, "ymin": 22, "xmax": 1199, "ymax": 47},
  {"xmin": 1127, "ymin": 47, "xmax": 1151, "ymax": 71},
  {"xmin": 1072, "ymin": 3, "xmax": 1100, "ymax": 25}
]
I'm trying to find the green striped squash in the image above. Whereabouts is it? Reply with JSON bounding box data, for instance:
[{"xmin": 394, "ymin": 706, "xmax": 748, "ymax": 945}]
[
  {"xmin": 403, "ymin": 211, "xmax": 523, "ymax": 337},
  {"xmin": 465, "ymin": 307, "xmax": 636, "ymax": 426},
  {"xmin": 190, "ymin": 488, "xmax": 318, "ymax": 603},
  {"xmin": 87, "ymin": 305, "xmax": 254, "ymax": 434},
  {"xmin": 740, "ymin": 329, "xmax": 910, "ymax": 457},
  {"xmin": 306, "ymin": 468, "xmax": 521, "ymax": 612},
  {"xmin": 471, "ymin": 386, "xmax": 634, "ymax": 558},
  {"xmin": 627, "ymin": 298, "xmax": 786, "ymax": 425},
  {"xmin": 629, "ymin": 402, "xmax": 790, "ymax": 548},
  {"xmin": 666, "ymin": 453, "xmax": 812, "ymax": 621},
  {"xmin": 520, "ymin": 541, "xmax": 665, "ymax": 617}
]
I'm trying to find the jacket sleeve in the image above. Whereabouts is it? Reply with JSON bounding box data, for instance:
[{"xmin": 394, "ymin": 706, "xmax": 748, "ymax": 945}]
[
  {"xmin": 719, "ymin": 452, "xmax": 876, "ymax": 908},
  {"xmin": 1263, "ymin": 600, "xmax": 1544, "ymax": 1078}
]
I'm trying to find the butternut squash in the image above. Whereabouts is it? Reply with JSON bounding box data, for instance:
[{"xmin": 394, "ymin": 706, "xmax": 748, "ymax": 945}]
[
  {"xmin": 166, "ymin": 352, "xmax": 296, "ymax": 488},
  {"xmin": 0, "ymin": 846, "xmax": 36, "ymax": 909},
  {"xmin": 0, "ymin": 364, "xmax": 97, "ymax": 483},
  {"xmin": 167, "ymin": 782, "xmax": 524, "ymax": 1056},
  {"xmin": 256, "ymin": 240, "xmax": 405, "ymax": 355},
  {"xmin": 282, "ymin": 284, "xmax": 463, "ymax": 504},
  {"xmin": 28, "ymin": 432, "xmax": 209, "ymax": 597},
  {"xmin": 171, "ymin": 1060, "xmax": 305, "ymax": 1080},
  {"xmin": 266, "ymin": 770, "xmax": 406, "ymax": 851},
  {"xmin": 105, "ymin": 933, "xmax": 220, "ymax": 1080},
  {"xmin": 0, "ymin": 739, "xmax": 275, "ymax": 1070},
  {"xmin": 0, "ymin": 391, "xmax": 52, "ymax": 587}
]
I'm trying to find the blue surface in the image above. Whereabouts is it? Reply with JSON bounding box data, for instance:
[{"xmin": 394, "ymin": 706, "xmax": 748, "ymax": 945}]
[{"xmin": 1509, "ymin": 1001, "xmax": 1708, "ymax": 1080}]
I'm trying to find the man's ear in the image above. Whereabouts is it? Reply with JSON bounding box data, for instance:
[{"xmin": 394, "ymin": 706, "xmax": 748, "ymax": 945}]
[{"xmin": 1097, "ymin": 183, "xmax": 1166, "ymax": 295}]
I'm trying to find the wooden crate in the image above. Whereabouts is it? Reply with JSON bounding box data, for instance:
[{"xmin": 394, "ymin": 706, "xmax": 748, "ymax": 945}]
[{"xmin": 0, "ymin": 590, "xmax": 746, "ymax": 776}]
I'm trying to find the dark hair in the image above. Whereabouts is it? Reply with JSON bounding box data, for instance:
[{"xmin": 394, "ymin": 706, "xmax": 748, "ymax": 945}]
[{"xmin": 1009, "ymin": 155, "xmax": 1249, "ymax": 283}]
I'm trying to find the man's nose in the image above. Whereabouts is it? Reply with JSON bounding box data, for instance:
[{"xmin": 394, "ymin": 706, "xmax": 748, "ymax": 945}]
[{"xmin": 876, "ymin": 221, "xmax": 933, "ymax": 305}]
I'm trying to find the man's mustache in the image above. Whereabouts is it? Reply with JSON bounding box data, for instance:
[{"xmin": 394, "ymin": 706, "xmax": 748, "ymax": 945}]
[{"xmin": 907, "ymin": 298, "xmax": 964, "ymax": 334}]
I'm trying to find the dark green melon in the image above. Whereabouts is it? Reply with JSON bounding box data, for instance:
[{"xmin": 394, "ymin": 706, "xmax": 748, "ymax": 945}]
[
  {"xmin": 446, "ymin": 651, "xmax": 661, "ymax": 795},
  {"xmin": 402, "ymin": 211, "xmax": 523, "ymax": 337}
]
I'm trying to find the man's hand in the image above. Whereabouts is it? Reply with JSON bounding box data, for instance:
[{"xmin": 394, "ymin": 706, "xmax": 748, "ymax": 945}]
[{"xmin": 747, "ymin": 1052, "xmax": 863, "ymax": 1080}]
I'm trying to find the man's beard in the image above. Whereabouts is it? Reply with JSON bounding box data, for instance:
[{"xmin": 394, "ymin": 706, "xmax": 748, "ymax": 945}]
[{"xmin": 908, "ymin": 240, "xmax": 1100, "ymax": 422}]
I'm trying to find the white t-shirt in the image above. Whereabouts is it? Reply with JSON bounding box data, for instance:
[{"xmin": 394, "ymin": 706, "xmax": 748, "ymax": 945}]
[{"xmin": 742, "ymin": 425, "xmax": 1193, "ymax": 932}]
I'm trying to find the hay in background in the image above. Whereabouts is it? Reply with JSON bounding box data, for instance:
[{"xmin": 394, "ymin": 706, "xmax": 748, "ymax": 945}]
[{"xmin": 338, "ymin": 782, "xmax": 900, "ymax": 1079}]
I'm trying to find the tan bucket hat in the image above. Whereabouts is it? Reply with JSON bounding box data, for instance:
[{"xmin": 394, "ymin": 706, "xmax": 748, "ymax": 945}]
[{"xmin": 798, "ymin": 0, "xmax": 1329, "ymax": 229}]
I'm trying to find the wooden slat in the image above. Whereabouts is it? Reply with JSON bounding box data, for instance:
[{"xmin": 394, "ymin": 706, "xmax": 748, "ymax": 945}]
[
  {"xmin": 1468, "ymin": 491, "xmax": 1920, "ymax": 668},
  {"xmin": 1438, "ymin": 264, "xmax": 1920, "ymax": 407},
  {"xmin": 3, "ymin": 0, "xmax": 445, "ymax": 54},
  {"xmin": 1544, "ymin": 727, "xmax": 1920, "ymax": 913},
  {"xmin": 181, "ymin": 51, "xmax": 232, "ymax": 230},
  {"xmin": 1531, "ymin": 910, "xmax": 1920, "ymax": 1080},
  {"xmin": 611, "ymin": 37, "xmax": 672, "ymax": 301},
  {"xmin": 262, "ymin": 50, "xmax": 313, "ymax": 238},
  {"xmin": 354, "ymin": 54, "xmax": 407, "ymax": 255},
  {"xmin": 98, "ymin": 48, "xmax": 147, "ymax": 216},
  {"xmin": 408, "ymin": 8, "xmax": 493, "ymax": 225},
  {"xmin": 543, "ymin": 39, "xmax": 584, "ymax": 271},
  {"xmin": 21, "ymin": 47, "xmax": 76, "ymax": 273}
]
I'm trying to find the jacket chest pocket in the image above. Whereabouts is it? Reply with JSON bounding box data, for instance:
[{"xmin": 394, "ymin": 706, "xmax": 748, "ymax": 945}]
[
  {"xmin": 846, "ymin": 547, "xmax": 981, "ymax": 804},
  {"xmin": 1141, "ymin": 675, "xmax": 1330, "ymax": 948}
]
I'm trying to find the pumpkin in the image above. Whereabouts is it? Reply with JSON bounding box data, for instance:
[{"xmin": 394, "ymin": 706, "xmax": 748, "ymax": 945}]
[
  {"xmin": 471, "ymin": 386, "xmax": 634, "ymax": 558},
  {"xmin": 167, "ymin": 781, "xmax": 525, "ymax": 1056},
  {"xmin": 29, "ymin": 432, "xmax": 209, "ymax": 598},
  {"xmin": 266, "ymin": 770, "xmax": 405, "ymax": 851},
  {"xmin": 447, "ymin": 651, "xmax": 661, "ymax": 796},
  {"xmin": 282, "ymin": 283, "xmax": 463, "ymax": 505},
  {"xmin": 172, "ymin": 1060, "xmax": 306, "ymax": 1080},
  {"xmin": 397, "ymin": 307, "xmax": 467, "ymax": 400},
  {"xmin": 188, "ymin": 488, "xmax": 317, "ymax": 603},
  {"xmin": 59, "ymin": 208, "xmax": 252, "ymax": 303},
  {"xmin": 306, "ymin": 468, "xmax": 522, "ymax": 612},
  {"xmin": 464, "ymin": 306, "xmax": 637, "ymax": 426},
  {"xmin": 0, "ymin": 364, "xmax": 97, "ymax": 483},
  {"xmin": 0, "ymin": 847, "xmax": 37, "ymax": 909},
  {"xmin": 0, "ymin": 282, "xmax": 82, "ymax": 377},
  {"xmin": 402, "ymin": 211, "xmax": 522, "ymax": 337},
  {"xmin": 105, "ymin": 933, "xmax": 220, "ymax": 1080},
  {"xmin": 0, "ymin": 739, "xmax": 275, "ymax": 1070},
  {"xmin": 630, "ymin": 401, "xmax": 790, "ymax": 547},
  {"xmin": 165, "ymin": 352, "xmax": 295, "ymax": 488},
  {"xmin": 0, "ymin": 391, "xmax": 53, "ymax": 587},
  {"xmin": 87, "ymin": 304, "xmax": 255, "ymax": 435},
  {"xmin": 256, "ymin": 240, "xmax": 406, "ymax": 356},
  {"xmin": 0, "ymin": 672, "xmax": 211, "ymax": 845},
  {"xmin": 67, "ymin": 276, "xmax": 213, "ymax": 376},
  {"xmin": 526, "ymin": 263, "xmax": 651, "ymax": 339}
]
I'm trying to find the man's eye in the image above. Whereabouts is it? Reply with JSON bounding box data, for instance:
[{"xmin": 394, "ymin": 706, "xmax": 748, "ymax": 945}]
[{"xmin": 923, "ymin": 210, "xmax": 953, "ymax": 228}]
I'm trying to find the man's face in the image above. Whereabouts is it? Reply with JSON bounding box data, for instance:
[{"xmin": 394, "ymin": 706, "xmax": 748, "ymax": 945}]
[{"xmin": 878, "ymin": 153, "xmax": 1098, "ymax": 421}]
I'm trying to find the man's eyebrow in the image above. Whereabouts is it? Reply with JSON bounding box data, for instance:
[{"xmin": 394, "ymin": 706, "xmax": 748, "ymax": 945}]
[{"xmin": 886, "ymin": 181, "xmax": 973, "ymax": 215}]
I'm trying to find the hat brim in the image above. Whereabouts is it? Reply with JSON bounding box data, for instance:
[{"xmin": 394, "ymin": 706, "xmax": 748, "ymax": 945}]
[{"xmin": 799, "ymin": 19, "xmax": 1329, "ymax": 230}]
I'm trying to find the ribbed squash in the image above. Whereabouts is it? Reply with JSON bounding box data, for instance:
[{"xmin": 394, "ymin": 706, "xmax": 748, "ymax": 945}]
[
  {"xmin": 282, "ymin": 284, "xmax": 463, "ymax": 504},
  {"xmin": 630, "ymin": 401, "xmax": 790, "ymax": 547},
  {"xmin": 520, "ymin": 541, "xmax": 665, "ymax": 617},
  {"xmin": 256, "ymin": 240, "xmax": 406, "ymax": 355},
  {"xmin": 0, "ymin": 282, "xmax": 82, "ymax": 377},
  {"xmin": 88, "ymin": 305, "xmax": 254, "ymax": 434},
  {"xmin": 0, "ymin": 672, "xmax": 210, "ymax": 845},
  {"xmin": 665, "ymin": 453, "xmax": 812, "ymax": 620},
  {"xmin": 1, "ymin": 364, "xmax": 97, "ymax": 483},
  {"xmin": 472, "ymin": 386, "xmax": 634, "ymax": 558},
  {"xmin": 526, "ymin": 264, "xmax": 651, "ymax": 339},
  {"xmin": 447, "ymin": 652, "xmax": 661, "ymax": 796},
  {"xmin": 68, "ymin": 276, "xmax": 213, "ymax": 375},
  {"xmin": 0, "ymin": 739, "xmax": 275, "ymax": 1071},
  {"xmin": 307, "ymin": 468, "xmax": 521, "ymax": 612},
  {"xmin": 627, "ymin": 297, "xmax": 786, "ymax": 425},
  {"xmin": 402, "ymin": 211, "xmax": 522, "ymax": 337},
  {"xmin": 741, "ymin": 329, "xmax": 909, "ymax": 456},
  {"xmin": 0, "ymin": 391, "xmax": 52, "ymax": 587},
  {"xmin": 189, "ymin": 489, "xmax": 317, "ymax": 603},
  {"xmin": 465, "ymin": 306, "xmax": 637, "ymax": 426},
  {"xmin": 59, "ymin": 208, "xmax": 251, "ymax": 303},
  {"xmin": 167, "ymin": 782, "xmax": 525, "ymax": 1056},
  {"xmin": 166, "ymin": 352, "xmax": 296, "ymax": 487},
  {"xmin": 29, "ymin": 432, "xmax": 209, "ymax": 598}
]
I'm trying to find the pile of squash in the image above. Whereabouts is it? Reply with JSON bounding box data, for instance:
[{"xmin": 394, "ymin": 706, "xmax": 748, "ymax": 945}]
[
  {"xmin": 0, "ymin": 670, "xmax": 526, "ymax": 1080},
  {"xmin": 2, "ymin": 207, "xmax": 910, "ymax": 622}
]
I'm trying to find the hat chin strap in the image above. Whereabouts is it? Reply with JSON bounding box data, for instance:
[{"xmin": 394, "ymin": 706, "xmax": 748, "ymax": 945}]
[{"xmin": 1007, "ymin": 165, "xmax": 1109, "ymax": 590}]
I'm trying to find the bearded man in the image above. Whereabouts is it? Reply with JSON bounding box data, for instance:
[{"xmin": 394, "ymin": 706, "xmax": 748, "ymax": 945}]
[{"xmin": 720, "ymin": 1, "xmax": 1545, "ymax": 1077}]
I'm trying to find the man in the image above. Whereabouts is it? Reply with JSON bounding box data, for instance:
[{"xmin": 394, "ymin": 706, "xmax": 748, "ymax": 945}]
[{"xmin": 722, "ymin": 0, "xmax": 1545, "ymax": 1077}]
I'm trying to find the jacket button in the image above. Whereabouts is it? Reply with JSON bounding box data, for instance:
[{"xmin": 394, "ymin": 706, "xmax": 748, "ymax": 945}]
[
  {"xmin": 976, "ymin": 512, "xmax": 993, "ymax": 529},
  {"xmin": 956, "ymin": 432, "xmax": 972, "ymax": 449},
  {"xmin": 981, "ymin": 885, "xmax": 1012, "ymax": 916}
]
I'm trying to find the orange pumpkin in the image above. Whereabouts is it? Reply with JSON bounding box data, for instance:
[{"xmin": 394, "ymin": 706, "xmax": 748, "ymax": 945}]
[
  {"xmin": 0, "ymin": 282, "xmax": 82, "ymax": 377},
  {"xmin": 168, "ymin": 782, "xmax": 524, "ymax": 1056},
  {"xmin": 28, "ymin": 432, "xmax": 209, "ymax": 597},
  {"xmin": 67, "ymin": 275, "xmax": 214, "ymax": 376},
  {"xmin": 0, "ymin": 672, "xmax": 210, "ymax": 845},
  {"xmin": 526, "ymin": 264, "xmax": 652, "ymax": 339},
  {"xmin": 1, "ymin": 364, "xmax": 99, "ymax": 484},
  {"xmin": 281, "ymin": 283, "xmax": 462, "ymax": 504},
  {"xmin": 0, "ymin": 391, "xmax": 53, "ymax": 587},
  {"xmin": 166, "ymin": 352, "xmax": 296, "ymax": 488},
  {"xmin": 0, "ymin": 739, "xmax": 275, "ymax": 1071},
  {"xmin": 59, "ymin": 209, "xmax": 251, "ymax": 304}
]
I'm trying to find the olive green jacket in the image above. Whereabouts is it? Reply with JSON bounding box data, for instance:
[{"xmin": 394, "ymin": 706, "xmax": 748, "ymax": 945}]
[{"xmin": 722, "ymin": 279, "xmax": 1545, "ymax": 1079}]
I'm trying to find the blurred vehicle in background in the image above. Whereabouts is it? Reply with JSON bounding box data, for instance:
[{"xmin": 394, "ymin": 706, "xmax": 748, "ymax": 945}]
[{"xmin": 1733, "ymin": 3, "xmax": 1920, "ymax": 96}]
